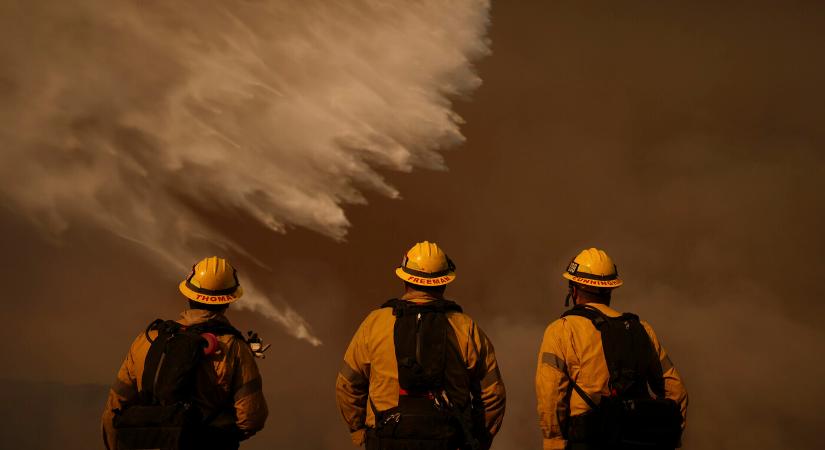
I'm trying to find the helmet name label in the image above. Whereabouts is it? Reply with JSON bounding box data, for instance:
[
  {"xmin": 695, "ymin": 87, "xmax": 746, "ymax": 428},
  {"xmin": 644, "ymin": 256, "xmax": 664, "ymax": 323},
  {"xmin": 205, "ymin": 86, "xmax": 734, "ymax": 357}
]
[
  {"xmin": 570, "ymin": 276, "xmax": 621, "ymax": 287},
  {"xmin": 406, "ymin": 276, "xmax": 453, "ymax": 285},
  {"xmin": 195, "ymin": 294, "xmax": 236, "ymax": 303}
]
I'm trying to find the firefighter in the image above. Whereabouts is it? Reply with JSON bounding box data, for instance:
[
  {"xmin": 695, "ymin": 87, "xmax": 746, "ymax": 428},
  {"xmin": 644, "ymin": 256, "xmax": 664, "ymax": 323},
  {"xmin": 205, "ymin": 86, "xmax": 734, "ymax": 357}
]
[
  {"xmin": 536, "ymin": 248, "xmax": 688, "ymax": 450},
  {"xmin": 336, "ymin": 241, "xmax": 506, "ymax": 450},
  {"xmin": 101, "ymin": 256, "xmax": 268, "ymax": 450}
]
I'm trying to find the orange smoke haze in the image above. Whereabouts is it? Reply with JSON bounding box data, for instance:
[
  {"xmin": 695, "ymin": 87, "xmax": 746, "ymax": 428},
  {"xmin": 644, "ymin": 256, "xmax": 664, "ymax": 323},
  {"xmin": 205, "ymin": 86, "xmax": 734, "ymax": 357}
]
[{"xmin": 1, "ymin": 1, "xmax": 824, "ymax": 450}]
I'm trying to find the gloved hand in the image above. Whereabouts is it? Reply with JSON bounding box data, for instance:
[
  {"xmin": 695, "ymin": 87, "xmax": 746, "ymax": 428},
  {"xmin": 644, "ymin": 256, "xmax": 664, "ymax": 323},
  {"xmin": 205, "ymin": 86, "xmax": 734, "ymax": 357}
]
[{"xmin": 246, "ymin": 331, "xmax": 271, "ymax": 359}]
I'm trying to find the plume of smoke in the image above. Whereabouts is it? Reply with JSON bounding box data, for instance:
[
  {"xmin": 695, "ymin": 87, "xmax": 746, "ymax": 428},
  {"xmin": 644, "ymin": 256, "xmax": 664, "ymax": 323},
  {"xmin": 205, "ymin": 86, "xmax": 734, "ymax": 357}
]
[{"xmin": 0, "ymin": 0, "xmax": 491, "ymax": 344}]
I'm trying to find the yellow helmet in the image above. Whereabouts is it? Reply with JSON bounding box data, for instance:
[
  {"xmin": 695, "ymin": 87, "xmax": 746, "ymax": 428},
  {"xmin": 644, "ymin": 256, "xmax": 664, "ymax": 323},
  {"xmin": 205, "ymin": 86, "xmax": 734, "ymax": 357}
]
[
  {"xmin": 395, "ymin": 241, "xmax": 456, "ymax": 287},
  {"xmin": 562, "ymin": 248, "xmax": 623, "ymax": 289},
  {"xmin": 179, "ymin": 256, "xmax": 244, "ymax": 305}
]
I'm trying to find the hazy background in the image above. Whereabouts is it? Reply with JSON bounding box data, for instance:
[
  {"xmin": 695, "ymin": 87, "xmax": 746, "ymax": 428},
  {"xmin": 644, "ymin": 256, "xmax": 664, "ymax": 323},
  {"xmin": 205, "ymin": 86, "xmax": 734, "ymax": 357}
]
[{"xmin": 1, "ymin": 1, "xmax": 824, "ymax": 449}]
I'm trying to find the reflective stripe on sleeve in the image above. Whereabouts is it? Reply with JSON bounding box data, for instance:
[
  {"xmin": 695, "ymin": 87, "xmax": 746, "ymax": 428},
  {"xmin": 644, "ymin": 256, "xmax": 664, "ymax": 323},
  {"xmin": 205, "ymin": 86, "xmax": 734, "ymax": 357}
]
[
  {"xmin": 339, "ymin": 361, "xmax": 368, "ymax": 387},
  {"xmin": 661, "ymin": 354, "xmax": 674, "ymax": 372},
  {"xmin": 481, "ymin": 366, "xmax": 502, "ymax": 389},
  {"xmin": 541, "ymin": 352, "xmax": 566, "ymax": 372},
  {"xmin": 233, "ymin": 376, "xmax": 263, "ymax": 401}
]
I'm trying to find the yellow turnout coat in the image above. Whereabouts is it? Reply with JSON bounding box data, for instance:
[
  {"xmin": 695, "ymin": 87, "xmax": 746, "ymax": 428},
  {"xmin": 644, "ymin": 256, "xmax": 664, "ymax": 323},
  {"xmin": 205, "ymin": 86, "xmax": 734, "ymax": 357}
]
[
  {"xmin": 101, "ymin": 309, "xmax": 268, "ymax": 449},
  {"xmin": 536, "ymin": 303, "xmax": 688, "ymax": 450},
  {"xmin": 336, "ymin": 291, "xmax": 506, "ymax": 446}
]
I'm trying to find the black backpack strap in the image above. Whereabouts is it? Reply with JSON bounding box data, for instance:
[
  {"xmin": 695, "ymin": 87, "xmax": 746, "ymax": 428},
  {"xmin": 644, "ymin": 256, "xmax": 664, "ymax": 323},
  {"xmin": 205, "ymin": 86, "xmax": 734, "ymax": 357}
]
[
  {"xmin": 380, "ymin": 298, "xmax": 399, "ymax": 310},
  {"xmin": 140, "ymin": 320, "xmax": 182, "ymax": 403},
  {"xmin": 144, "ymin": 319, "xmax": 165, "ymax": 343},
  {"xmin": 190, "ymin": 320, "xmax": 246, "ymax": 341},
  {"xmin": 556, "ymin": 306, "xmax": 604, "ymax": 409},
  {"xmin": 380, "ymin": 298, "xmax": 463, "ymax": 315},
  {"xmin": 430, "ymin": 299, "xmax": 463, "ymax": 314},
  {"xmin": 145, "ymin": 318, "xmax": 244, "ymax": 343},
  {"xmin": 569, "ymin": 378, "xmax": 599, "ymax": 411},
  {"xmin": 561, "ymin": 305, "xmax": 608, "ymax": 329}
]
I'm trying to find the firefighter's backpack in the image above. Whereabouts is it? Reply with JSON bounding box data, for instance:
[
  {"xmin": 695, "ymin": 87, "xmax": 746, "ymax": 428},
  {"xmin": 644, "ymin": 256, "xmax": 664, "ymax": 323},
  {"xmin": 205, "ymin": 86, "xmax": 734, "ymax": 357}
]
[
  {"xmin": 367, "ymin": 299, "xmax": 467, "ymax": 450},
  {"xmin": 562, "ymin": 305, "xmax": 683, "ymax": 450},
  {"xmin": 113, "ymin": 319, "xmax": 244, "ymax": 450}
]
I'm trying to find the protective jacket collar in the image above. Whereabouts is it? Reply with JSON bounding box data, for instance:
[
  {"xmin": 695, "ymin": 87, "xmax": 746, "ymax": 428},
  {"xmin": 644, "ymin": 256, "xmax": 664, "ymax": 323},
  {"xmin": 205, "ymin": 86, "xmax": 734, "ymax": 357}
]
[
  {"xmin": 177, "ymin": 308, "xmax": 232, "ymax": 326},
  {"xmin": 400, "ymin": 290, "xmax": 444, "ymax": 304},
  {"xmin": 578, "ymin": 302, "xmax": 622, "ymax": 318}
]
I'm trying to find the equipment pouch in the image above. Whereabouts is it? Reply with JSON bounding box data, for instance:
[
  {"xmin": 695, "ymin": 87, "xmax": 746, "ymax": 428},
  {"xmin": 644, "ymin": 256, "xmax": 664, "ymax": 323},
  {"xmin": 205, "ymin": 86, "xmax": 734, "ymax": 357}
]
[
  {"xmin": 374, "ymin": 397, "xmax": 456, "ymax": 440},
  {"xmin": 367, "ymin": 428, "xmax": 456, "ymax": 450},
  {"xmin": 568, "ymin": 396, "xmax": 682, "ymax": 449},
  {"xmin": 113, "ymin": 402, "xmax": 199, "ymax": 450},
  {"xmin": 607, "ymin": 396, "xmax": 682, "ymax": 449}
]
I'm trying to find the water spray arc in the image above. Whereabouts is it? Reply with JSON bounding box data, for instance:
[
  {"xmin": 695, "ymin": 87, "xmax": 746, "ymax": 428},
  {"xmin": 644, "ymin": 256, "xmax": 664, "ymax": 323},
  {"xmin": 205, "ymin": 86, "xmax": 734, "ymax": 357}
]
[{"xmin": 0, "ymin": 0, "xmax": 492, "ymax": 344}]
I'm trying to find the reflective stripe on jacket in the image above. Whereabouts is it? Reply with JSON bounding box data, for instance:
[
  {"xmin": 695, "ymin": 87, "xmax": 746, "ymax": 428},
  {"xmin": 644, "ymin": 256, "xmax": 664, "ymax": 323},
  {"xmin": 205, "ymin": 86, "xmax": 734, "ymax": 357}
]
[
  {"xmin": 335, "ymin": 291, "xmax": 506, "ymax": 446},
  {"xmin": 101, "ymin": 309, "xmax": 268, "ymax": 450},
  {"xmin": 535, "ymin": 302, "xmax": 688, "ymax": 450}
]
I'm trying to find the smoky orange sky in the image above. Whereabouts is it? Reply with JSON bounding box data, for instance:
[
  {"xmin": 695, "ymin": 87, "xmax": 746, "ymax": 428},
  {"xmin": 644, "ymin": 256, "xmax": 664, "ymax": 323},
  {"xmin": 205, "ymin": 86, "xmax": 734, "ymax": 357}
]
[{"xmin": 1, "ymin": 1, "xmax": 824, "ymax": 450}]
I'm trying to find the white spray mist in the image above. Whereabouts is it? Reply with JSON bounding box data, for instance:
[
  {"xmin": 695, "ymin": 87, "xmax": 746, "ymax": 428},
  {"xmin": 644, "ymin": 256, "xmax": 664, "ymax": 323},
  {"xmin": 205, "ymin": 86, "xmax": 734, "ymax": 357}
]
[{"xmin": 0, "ymin": 0, "xmax": 491, "ymax": 344}]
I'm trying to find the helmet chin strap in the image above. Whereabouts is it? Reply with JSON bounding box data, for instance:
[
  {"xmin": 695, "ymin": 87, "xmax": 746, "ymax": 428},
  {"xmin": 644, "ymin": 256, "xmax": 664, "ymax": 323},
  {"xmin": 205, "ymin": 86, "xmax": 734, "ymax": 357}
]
[{"xmin": 564, "ymin": 284, "xmax": 574, "ymax": 307}]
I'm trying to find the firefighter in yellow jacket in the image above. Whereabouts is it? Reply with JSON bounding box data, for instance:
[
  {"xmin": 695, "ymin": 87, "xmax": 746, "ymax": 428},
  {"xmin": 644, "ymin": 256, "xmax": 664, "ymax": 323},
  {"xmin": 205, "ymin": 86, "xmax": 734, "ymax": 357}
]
[
  {"xmin": 101, "ymin": 256, "xmax": 268, "ymax": 450},
  {"xmin": 536, "ymin": 248, "xmax": 688, "ymax": 450},
  {"xmin": 336, "ymin": 241, "xmax": 506, "ymax": 450}
]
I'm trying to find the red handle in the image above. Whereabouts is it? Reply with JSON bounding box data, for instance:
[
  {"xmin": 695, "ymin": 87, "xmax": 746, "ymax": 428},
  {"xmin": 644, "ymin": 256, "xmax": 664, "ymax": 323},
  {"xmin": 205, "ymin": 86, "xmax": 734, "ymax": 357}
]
[{"xmin": 201, "ymin": 332, "xmax": 218, "ymax": 355}]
